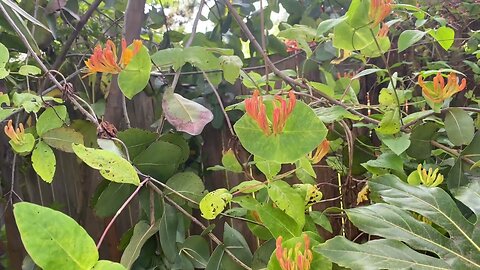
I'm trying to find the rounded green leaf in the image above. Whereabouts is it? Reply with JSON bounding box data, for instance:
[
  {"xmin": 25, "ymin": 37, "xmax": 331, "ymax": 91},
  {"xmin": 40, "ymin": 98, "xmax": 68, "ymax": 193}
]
[
  {"xmin": 32, "ymin": 141, "xmax": 56, "ymax": 183},
  {"xmin": 72, "ymin": 144, "xmax": 140, "ymax": 185},
  {"xmin": 428, "ymin": 26, "xmax": 455, "ymax": 51},
  {"xmin": 133, "ymin": 141, "xmax": 182, "ymax": 181},
  {"xmin": 222, "ymin": 148, "xmax": 243, "ymax": 173},
  {"xmin": 9, "ymin": 133, "xmax": 35, "ymax": 154},
  {"xmin": 18, "ymin": 65, "xmax": 41, "ymax": 76},
  {"xmin": 165, "ymin": 172, "xmax": 205, "ymax": 205},
  {"xmin": 268, "ymin": 180, "xmax": 305, "ymax": 228},
  {"xmin": 118, "ymin": 45, "xmax": 152, "ymax": 99},
  {"xmin": 234, "ymin": 101, "xmax": 327, "ymax": 163},
  {"xmin": 13, "ymin": 202, "xmax": 98, "ymax": 270},
  {"xmin": 37, "ymin": 105, "xmax": 67, "ymax": 136},
  {"xmin": 219, "ymin": 55, "xmax": 242, "ymax": 84},
  {"xmin": 199, "ymin": 188, "xmax": 232, "ymax": 220},
  {"xmin": 398, "ymin": 30, "xmax": 426, "ymax": 52},
  {"xmin": 42, "ymin": 127, "xmax": 84, "ymax": 153},
  {"xmin": 444, "ymin": 108, "xmax": 474, "ymax": 146}
]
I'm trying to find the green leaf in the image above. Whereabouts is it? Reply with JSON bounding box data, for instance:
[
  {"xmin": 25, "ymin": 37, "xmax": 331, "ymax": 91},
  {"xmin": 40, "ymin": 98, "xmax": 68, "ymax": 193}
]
[
  {"xmin": 309, "ymin": 211, "xmax": 333, "ymax": 233},
  {"xmin": 165, "ymin": 172, "xmax": 205, "ymax": 205},
  {"xmin": 407, "ymin": 122, "xmax": 439, "ymax": 159},
  {"xmin": 72, "ymin": 144, "xmax": 140, "ymax": 185},
  {"xmin": 13, "ymin": 202, "xmax": 98, "ymax": 270},
  {"xmin": 2, "ymin": 0, "xmax": 52, "ymax": 34},
  {"xmin": 18, "ymin": 65, "xmax": 41, "ymax": 76},
  {"xmin": 230, "ymin": 180, "xmax": 265, "ymax": 194},
  {"xmin": 151, "ymin": 47, "xmax": 185, "ymax": 70},
  {"xmin": 120, "ymin": 220, "xmax": 160, "ymax": 269},
  {"xmin": 206, "ymin": 245, "xmax": 225, "ymax": 270},
  {"xmin": 376, "ymin": 109, "xmax": 401, "ymax": 135},
  {"xmin": 257, "ymin": 203, "xmax": 301, "ymax": 240},
  {"xmin": 159, "ymin": 204, "xmax": 179, "ymax": 262},
  {"xmin": 452, "ymin": 180, "xmax": 480, "ymax": 216},
  {"xmin": 92, "ymin": 260, "xmax": 126, "ymax": 270},
  {"xmin": 94, "ymin": 182, "xmax": 134, "ymax": 217},
  {"xmin": 9, "ymin": 133, "xmax": 35, "ymax": 154},
  {"xmin": 223, "ymin": 223, "xmax": 253, "ymax": 268},
  {"xmin": 268, "ymin": 180, "xmax": 305, "ymax": 228},
  {"xmin": 378, "ymin": 132, "xmax": 411, "ymax": 155},
  {"xmin": 116, "ymin": 128, "xmax": 157, "ymax": 160},
  {"xmin": 12, "ymin": 93, "xmax": 61, "ymax": 113},
  {"xmin": 234, "ymin": 100, "xmax": 327, "ymax": 163},
  {"xmin": 317, "ymin": 237, "xmax": 451, "ymax": 270},
  {"xmin": 317, "ymin": 16, "xmax": 347, "ymax": 36},
  {"xmin": 447, "ymin": 132, "xmax": 480, "ymax": 189},
  {"xmin": 428, "ymin": 26, "xmax": 455, "ymax": 51},
  {"xmin": 36, "ymin": 106, "xmax": 67, "ymax": 136},
  {"xmin": 118, "ymin": 45, "xmax": 152, "ymax": 99},
  {"xmin": 162, "ymin": 90, "xmax": 214, "ymax": 136},
  {"xmin": 222, "ymin": 149, "xmax": 243, "ymax": 173},
  {"xmin": 252, "ymin": 240, "xmax": 275, "ymax": 270},
  {"xmin": 159, "ymin": 133, "xmax": 190, "ymax": 163},
  {"xmin": 219, "ymin": 55, "xmax": 242, "ymax": 84},
  {"xmin": 444, "ymin": 108, "xmax": 475, "ymax": 146},
  {"xmin": 362, "ymin": 152, "xmax": 404, "ymax": 175},
  {"xmin": 199, "ymin": 188, "xmax": 232, "ymax": 220},
  {"xmin": 0, "ymin": 108, "xmax": 16, "ymax": 121},
  {"xmin": 180, "ymin": 236, "xmax": 210, "ymax": 268},
  {"xmin": 133, "ymin": 141, "xmax": 182, "ymax": 181},
  {"xmin": 32, "ymin": 141, "xmax": 56, "ymax": 183},
  {"xmin": 332, "ymin": 21, "xmax": 374, "ymax": 51},
  {"xmin": 370, "ymin": 175, "xmax": 480, "ymax": 267},
  {"xmin": 254, "ymin": 155, "xmax": 281, "ymax": 179},
  {"xmin": 0, "ymin": 42, "xmax": 9, "ymax": 67},
  {"xmin": 398, "ymin": 30, "xmax": 426, "ymax": 52},
  {"xmin": 42, "ymin": 127, "xmax": 84, "ymax": 153},
  {"xmin": 0, "ymin": 67, "xmax": 9, "ymax": 79}
]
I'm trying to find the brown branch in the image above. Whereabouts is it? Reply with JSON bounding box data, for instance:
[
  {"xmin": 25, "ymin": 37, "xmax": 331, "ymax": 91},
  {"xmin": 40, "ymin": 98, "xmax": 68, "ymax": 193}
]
[
  {"xmin": 0, "ymin": 2, "xmax": 99, "ymax": 126},
  {"xmin": 430, "ymin": 140, "xmax": 475, "ymax": 165}
]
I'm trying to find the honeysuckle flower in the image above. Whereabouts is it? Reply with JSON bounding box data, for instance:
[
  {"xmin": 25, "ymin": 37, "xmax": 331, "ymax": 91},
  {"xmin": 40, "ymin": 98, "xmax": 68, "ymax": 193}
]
[
  {"xmin": 84, "ymin": 39, "xmax": 142, "ymax": 76},
  {"xmin": 417, "ymin": 72, "xmax": 466, "ymax": 104},
  {"xmin": 272, "ymin": 91, "xmax": 296, "ymax": 135},
  {"xmin": 336, "ymin": 71, "xmax": 357, "ymax": 80},
  {"xmin": 309, "ymin": 140, "xmax": 330, "ymax": 164},
  {"xmin": 284, "ymin": 40, "xmax": 317, "ymax": 53},
  {"xmin": 4, "ymin": 120, "xmax": 26, "ymax": 145},
  {"xmin": 369, "ymin": 0, "xmax": 392, "ymax": 28},
  {"xmin": 357, "ymin": 184, "xmax": 369, "ymax": 205},
  {"xmin": 408, "ymin": 164, "xmax": 444, "ymax": 187},
  {"xmin": 275, "ymin": 234, "xmax": 313, "ymax": 270},
  {"xmin": 245, "ymin": 90, "xmax": 271, "ymax": 135},
  {"xmin": 377, "ymin": 23, "xmax": 390, "ymax": 37},
  {"xmin": 244, "ymin": 90, "xmax": 296, "ymax": 136}
]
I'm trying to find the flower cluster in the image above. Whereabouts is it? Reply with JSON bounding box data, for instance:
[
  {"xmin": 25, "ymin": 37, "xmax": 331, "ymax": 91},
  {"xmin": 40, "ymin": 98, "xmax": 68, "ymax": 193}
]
[
  {"xmin": 84, "ymin": 39, "xmax": 142, "ymax": 76},
  {"xmin": 369, "ymin": 0, "xmax": 392, "ymax": 28},
  {"xmin": 275, "ymin": 234, "xmax": 313, "ymax": 270},
  {"xmin": 416, "ymin": 164, "xmax": 444, "ymax": 187},
  {"xmin": 245, "ymin": 90, "xmax": 296, "ymax": 136},
  {"xmin": 417, "ymin": 72, "xmax": 466, "ymax": 104},
  {"xmin": 4, "ymin": 120, "xmax": 26, "ymax": 145},
  {"xmin": 284, "ymin": 40, "xmax": 317, "ymax": 53},
  {"xmin": 309, "ymin": 140, "xmax": 330, "ymax": 164}
]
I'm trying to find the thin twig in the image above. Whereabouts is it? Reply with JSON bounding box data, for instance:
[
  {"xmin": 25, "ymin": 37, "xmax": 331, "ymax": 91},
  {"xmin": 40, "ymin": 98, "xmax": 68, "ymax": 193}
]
[
  {"xmin": 170, "ymin": 0, "xmax": 205, "ymax": 91},
  {"xmin": 202, "ymin": 71, "xmax": 235, "ymax": 136},
  {"xmin": 96, "ymin": 178, "xmax": 148, "ymax": 249},
  {"xmin": 430, "ymin": 140, "xmax": 475, "ymax": 165}
]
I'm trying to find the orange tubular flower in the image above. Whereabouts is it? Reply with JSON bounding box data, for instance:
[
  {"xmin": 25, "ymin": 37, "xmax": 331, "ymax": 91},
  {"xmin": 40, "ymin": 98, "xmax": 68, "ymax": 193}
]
[
  {"xmin": 369, "ymin": 0, "xmax": 392, "ymax": 28},
  {"xmin": 272, "ymin": 91, "xmax": 296, "ymax": 135},
  {"xmin": 4, "ymin": 120, "xmax": 25, "ymax": 145},
  {"xmin": 84, "ymin": 38, "xmax": 142, "ymax": 76},
  {"xmin": 378, "ymin": 23, "xmax": 390, "ymax": 37},
  {"xmin": 275, "ymin": 234, "xmax": 313, "ymax": 270},
  {"xmin": 285, "ymin": 40, "xmax": 300, "ymax": 53},
  {"xmin": 245, "ymin": 90, "xmax": 271, "ymax": 135},
  {"xmin": 417, "ymin": 72, "xmax": 467, "ymax": 103},
  {"xmin": 309, "ymin": 139, "xmax": 330, "ymax": 164},
  {"xmin": 245, "ymin": 90, "xmax": 296, "ymax": 136}
]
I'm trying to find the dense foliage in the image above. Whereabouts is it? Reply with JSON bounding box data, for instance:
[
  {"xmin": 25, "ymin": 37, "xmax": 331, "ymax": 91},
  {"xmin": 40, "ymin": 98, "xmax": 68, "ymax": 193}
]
[{"xmin": 0, "ymin": 0, "xmax": 479, "ymax": 269}]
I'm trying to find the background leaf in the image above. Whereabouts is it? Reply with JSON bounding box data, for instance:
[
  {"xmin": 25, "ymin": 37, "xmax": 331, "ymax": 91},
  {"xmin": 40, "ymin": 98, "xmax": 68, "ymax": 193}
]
[
  {"xmin": 31, "ymin": 141, "xmax": 56, "ymax": 183},
  {"xmin": 118, "ymin": 45, "xmax": 152, "ymax": 99},
  {"xmin": 444, "ymin": 108, "xmax": 475, "ymax": 146}
]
